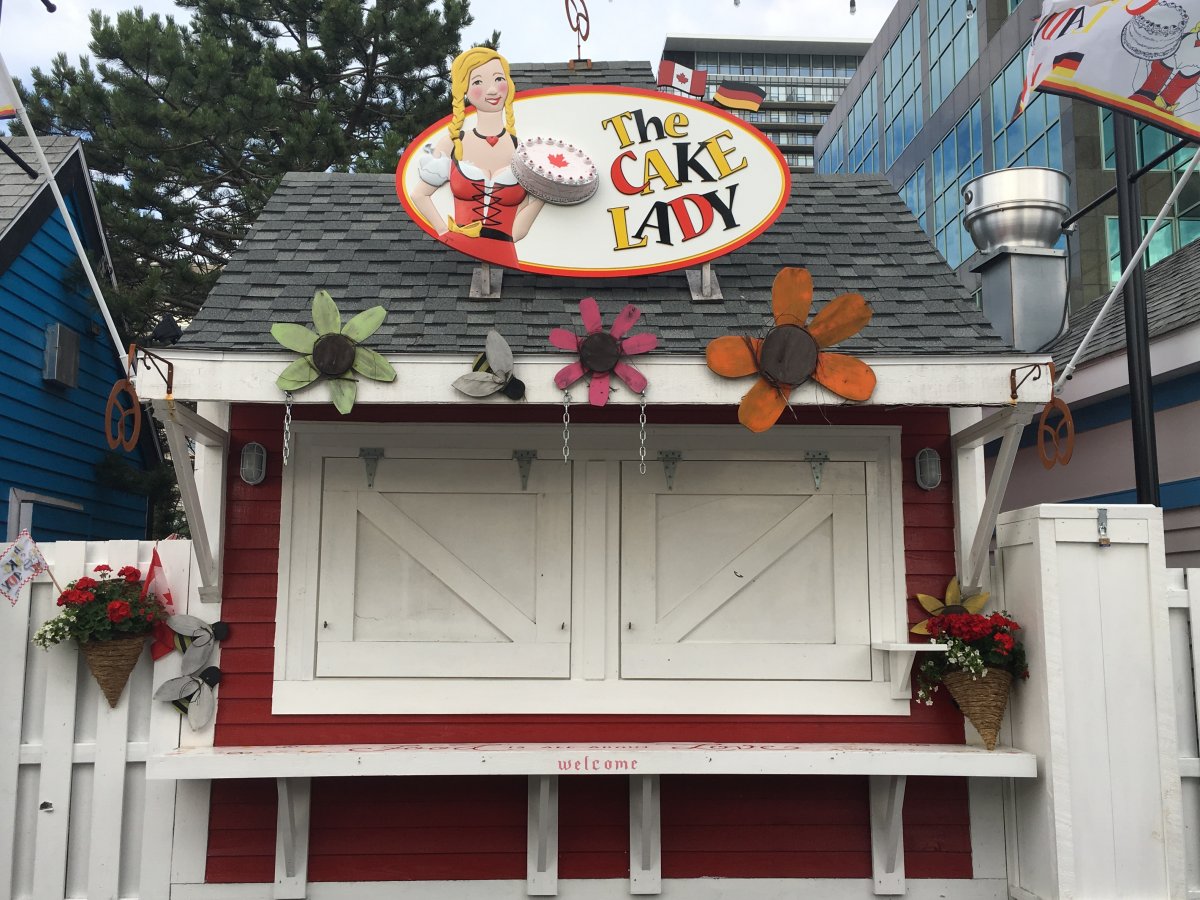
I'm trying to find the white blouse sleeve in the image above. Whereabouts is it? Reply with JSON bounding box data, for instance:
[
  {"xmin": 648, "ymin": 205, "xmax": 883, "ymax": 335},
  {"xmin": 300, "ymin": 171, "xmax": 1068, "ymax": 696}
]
[{"xmin": 417, "ymin": 145, "xmax": 451, "ymax": 187}]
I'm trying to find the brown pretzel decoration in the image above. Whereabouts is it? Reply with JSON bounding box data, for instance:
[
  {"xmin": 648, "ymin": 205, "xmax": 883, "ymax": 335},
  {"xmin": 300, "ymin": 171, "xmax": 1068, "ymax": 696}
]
[
  {"xmin": 105, "ymin": 378, "xmax": 142, "ymax": 451},
  {"xmin": 1037, "ymin": 395, "xmax": 1075, "ymax": 470}
]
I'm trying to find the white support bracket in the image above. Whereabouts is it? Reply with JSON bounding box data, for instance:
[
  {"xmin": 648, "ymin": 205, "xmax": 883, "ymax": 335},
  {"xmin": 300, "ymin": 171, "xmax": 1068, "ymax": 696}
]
[
  {"xmin": 869, "ymin": 774, "xmax": 907, "ymax": 895},
  {"xmin": 872, "ymin": 643, "xmax": 947, "ymax": 700},
  {"xmin": 471, "ymin": 263, "xmax": 503, "ymax": 299},
  {"xmin": 685, "ymin": 262, "xmax": 723, "ymax": 301},
  {"xmin": 629, "ymin": 774, "xmax": 661, "ymax": 895},
  {"xmin": 151, "ymin": 399, "xmax": 229, "ymax": 604},
  {"xmin": 526, "ymin": 774, "xmax": 559, "ymax": 896},
  {"xmin": 951, "ymin": 406, "xmax": 1036, "ymax": 596},
  {"xmin": 274, "ymin": 777, "xmax": 311, "ymax": 899}
]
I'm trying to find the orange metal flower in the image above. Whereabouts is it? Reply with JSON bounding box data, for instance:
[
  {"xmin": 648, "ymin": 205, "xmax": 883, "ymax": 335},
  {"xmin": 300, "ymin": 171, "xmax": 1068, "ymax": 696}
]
[{"xmin": 705, "ymin": 267, "xmax": 876, "ymax": 432}]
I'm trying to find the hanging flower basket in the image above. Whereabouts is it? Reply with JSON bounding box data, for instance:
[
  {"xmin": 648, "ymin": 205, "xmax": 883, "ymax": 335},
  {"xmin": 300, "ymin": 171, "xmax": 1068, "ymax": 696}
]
[
  {"xmin": 916, "ymin": 611, "xmax": 1029, "ymax": 752},
  {"xmin": 941, "ymin": 668, "xmax": 1014, "ymax": 751},
  {"xmin": 79, "ymin": 634, "xmax": 148, "ymax": 708},
  {"xmin": 33, "ymin": 564, "xmax": 169, "ymax": 708}
]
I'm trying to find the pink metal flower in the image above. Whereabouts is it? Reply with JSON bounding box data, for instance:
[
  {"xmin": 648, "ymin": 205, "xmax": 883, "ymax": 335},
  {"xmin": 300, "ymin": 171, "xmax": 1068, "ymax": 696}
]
[{"xmin": 549, "ymin": 298, "xmax": 657, "ymax": 406}]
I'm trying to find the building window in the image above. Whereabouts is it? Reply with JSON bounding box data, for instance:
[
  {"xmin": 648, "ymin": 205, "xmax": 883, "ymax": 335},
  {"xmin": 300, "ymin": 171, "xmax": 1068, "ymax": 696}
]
[
  {"xmin": 1099, "ymin": 108, "xmax": 1179, "ymax": 171},
  {"xmin": 1104, "ymin": 211, "xmax": 1200, "ymax": 284},
  {"xmin": 992, "ymin": 45, "xmax": 1061, "ymax": 170},
  {"xmin": 848, "ymin": 76, "xmax": 880, "ymax": 174},
  {"xmin": 818, "ymin": 128, "xmax": 846, "ymax": 174},
  {"xmin": 784, "ymin": 152, "xmax": 815, "ymax": 168},
  {"xmin": 883, "ymin": 10, "xmax": 923, "ymax": 168},
  {"xmin": 929, "ymin": 0, "xmax": 979, "ymax": 111},
  {"xmin": 932, "ymin": 101, "xmax": 983, "ymax": 268},
  {"xmin": 901, "ymin": 165, "xmax": 927, "ymax": 230}
]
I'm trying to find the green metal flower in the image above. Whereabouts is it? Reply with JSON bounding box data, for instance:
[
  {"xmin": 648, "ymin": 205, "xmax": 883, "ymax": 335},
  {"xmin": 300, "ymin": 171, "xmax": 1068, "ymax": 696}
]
[{"xmin": 271, "ymin": 290, "xmax": 396, "ymax": 414}]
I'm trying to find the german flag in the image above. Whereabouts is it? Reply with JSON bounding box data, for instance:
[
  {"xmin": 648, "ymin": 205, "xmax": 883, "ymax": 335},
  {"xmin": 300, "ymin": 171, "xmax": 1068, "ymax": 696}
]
[
  {"xmin": 1052, "ymin": 52, "xmax": 1084, "ymax": 79},
  {"xmin": 0, "ymin": 106, "xmax": 15, "ymax": 120},
  {"xmin": 713, "ymin": 82, "xmax": 766, "ymax": 112}
]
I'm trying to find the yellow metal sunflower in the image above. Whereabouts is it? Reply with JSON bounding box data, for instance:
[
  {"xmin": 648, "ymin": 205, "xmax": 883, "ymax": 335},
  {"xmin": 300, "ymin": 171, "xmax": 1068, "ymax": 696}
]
[{"xmin": 911, "ymin": 577, "xmax": 989, "ymax": 635}]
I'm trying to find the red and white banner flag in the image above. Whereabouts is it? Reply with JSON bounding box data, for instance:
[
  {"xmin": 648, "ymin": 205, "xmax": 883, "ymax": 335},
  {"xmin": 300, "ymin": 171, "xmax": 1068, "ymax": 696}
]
[
  {"xmin": 0, "ymin": 531, "xmax": 46, "ymax": 605},
  {"xmin": 143, "ymin": 547, "xmax": 178, "ymax": 660},
  {"xmin": 657, "ymin": 60, "xmax": 708, "ymax": 98},
  {"xmin": 1024, "ymin": 0, "xmax": 1200, "ymax": 141}
]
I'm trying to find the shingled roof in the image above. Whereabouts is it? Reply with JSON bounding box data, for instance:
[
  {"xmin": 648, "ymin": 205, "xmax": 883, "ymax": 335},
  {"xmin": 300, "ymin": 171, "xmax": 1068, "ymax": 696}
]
[
  {"xmin": 0, "ymin": 136, "xmax": 81, "ymax": 235},
  {"xmin": 510, "ymin": 60, "xmax": 655, "ymax": 88},
  {"xmin": 180, "ymin": 170, "xmax": 1008, "ymax": 355},
  {"xmin": 1051, "ymin": 235, "xmax": 1200, "ymax": 368}
]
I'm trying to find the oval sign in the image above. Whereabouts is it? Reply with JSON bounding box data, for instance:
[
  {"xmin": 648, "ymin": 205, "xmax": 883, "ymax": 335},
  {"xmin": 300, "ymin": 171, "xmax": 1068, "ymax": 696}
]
[{"xmin": 396, "ymin": 85, "xmax": 791, "ymax": 278}]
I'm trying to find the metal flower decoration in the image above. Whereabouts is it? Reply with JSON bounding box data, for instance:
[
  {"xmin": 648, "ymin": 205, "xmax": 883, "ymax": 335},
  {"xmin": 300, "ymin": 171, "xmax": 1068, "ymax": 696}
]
[
  {"xmin": 271, "ymin": 289, "xmax": 396, "ymax": 414},
  {"xmin": 911, "ymin": 577, "xmax": 990, "ymax": 635},
  {"xmin": 549, "ymin": 297, "xmax": 657, "ymax": 406},
  {"xmin": 453, "ymin": 330, "xmax": 525, "ymax": 400},
  {"xmin": 706, "ymin": 267, "xmax": 876, "ymax": 432}
]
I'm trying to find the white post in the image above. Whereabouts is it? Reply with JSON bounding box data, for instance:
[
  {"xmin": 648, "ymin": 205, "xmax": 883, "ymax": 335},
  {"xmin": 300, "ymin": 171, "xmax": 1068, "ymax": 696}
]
[{"xmin": 997, "ymin": 504, "xmax": 1183, "ymax": 899}]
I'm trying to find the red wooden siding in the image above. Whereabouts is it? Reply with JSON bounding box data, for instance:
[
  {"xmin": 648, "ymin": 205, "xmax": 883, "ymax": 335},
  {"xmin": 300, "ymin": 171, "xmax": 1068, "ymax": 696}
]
[{"xmin": 206, "ymin": 403, "xmax": 967, "ymax": 884}]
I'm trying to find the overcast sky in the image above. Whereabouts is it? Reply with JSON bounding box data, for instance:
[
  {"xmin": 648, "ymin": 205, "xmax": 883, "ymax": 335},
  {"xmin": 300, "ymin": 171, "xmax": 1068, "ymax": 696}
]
[{"xmin": 1, "ymin": 0, "xmax": 896, "ymax": 86}]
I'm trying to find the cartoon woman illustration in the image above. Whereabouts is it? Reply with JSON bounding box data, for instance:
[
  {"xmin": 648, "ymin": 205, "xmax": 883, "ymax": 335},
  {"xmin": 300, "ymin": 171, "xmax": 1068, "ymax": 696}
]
[
  {"xmin": 1124, "ymin": 2, "xmax": 1200, "ymax": 115},
  {"xmin": 410, "ymin": 47, "xmax": 545, "ymax": 269}
]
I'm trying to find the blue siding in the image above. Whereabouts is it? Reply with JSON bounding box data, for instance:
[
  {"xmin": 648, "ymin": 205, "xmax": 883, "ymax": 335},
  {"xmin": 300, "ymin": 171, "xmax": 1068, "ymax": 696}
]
[{"xmin": 0, "ymin": 194, "xmax": 147, "ymax": 541}]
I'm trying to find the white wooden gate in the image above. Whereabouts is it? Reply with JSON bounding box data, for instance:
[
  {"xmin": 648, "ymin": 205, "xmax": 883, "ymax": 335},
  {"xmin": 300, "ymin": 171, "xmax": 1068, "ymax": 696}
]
[
  {"xmin": 0, "ymin": 540, "xmax": 196, "ymax": 900},
  {"xmin": 1167, "ymin": 567, "xmax": 1200, "ymax": 899}
]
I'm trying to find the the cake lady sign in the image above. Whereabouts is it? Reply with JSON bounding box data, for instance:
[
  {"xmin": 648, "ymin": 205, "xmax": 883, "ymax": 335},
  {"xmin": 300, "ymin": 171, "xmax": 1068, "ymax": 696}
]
[{"xmin": 395, "ymin": 48, "xmax": 791, "ymax": 277}]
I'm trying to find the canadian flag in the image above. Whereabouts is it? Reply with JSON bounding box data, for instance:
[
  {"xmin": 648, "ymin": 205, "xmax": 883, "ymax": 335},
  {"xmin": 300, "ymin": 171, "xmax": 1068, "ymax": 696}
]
[
  {"xmin": 143, "ymin": 548, "xmax": 177, "ymax": 660},
  {"xmin": 657, "ymin": 60, "xmax": 707, "ymax": 98}
]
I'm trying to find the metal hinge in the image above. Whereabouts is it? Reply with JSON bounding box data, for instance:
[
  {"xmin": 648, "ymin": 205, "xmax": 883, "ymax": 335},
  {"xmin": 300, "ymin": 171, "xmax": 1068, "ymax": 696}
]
[
  {"xmin": 359, "ymin": 447, "xmax": 384, "ymax": 489},
  {"xmin": 1097, "ymin": 508, "xmax": 1111, "ymax": 547},
  {"xmin": 805, "ymin": 450, "xmax": 829, "ymax": 490},
  {"xmin": 659, "ymin": 450, "xmax": 682, "ymax": 490},
  {"xmin": 513, "ymin": 450, "xmax": 537, "ymax": 491}
]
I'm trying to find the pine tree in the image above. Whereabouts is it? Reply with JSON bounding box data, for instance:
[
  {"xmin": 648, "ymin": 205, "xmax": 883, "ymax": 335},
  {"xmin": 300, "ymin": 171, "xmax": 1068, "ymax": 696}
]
[{"xmin": 18, "ymin": 0, "xmax": 488, "ymax": 335}]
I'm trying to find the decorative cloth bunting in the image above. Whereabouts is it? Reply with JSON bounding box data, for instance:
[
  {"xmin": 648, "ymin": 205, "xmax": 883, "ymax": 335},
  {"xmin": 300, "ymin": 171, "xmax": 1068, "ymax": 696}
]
[{"xmin": 1, "ymin": 530, "xmax": 47, "ymax": 605}]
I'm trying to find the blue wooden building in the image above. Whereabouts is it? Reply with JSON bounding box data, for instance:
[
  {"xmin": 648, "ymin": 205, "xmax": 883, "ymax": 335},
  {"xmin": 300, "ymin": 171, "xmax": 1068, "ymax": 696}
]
[{"xmin": 0, "ymin": 136, "xmax": 148, "ymax": 541}]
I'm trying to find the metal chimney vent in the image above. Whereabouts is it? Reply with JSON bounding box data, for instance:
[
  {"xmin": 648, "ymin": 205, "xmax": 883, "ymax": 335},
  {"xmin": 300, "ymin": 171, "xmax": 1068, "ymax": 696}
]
[
  {"xmin": 43, "ymin": 323, "xmax": 80, "ymax": 388},
  {"xmin": 963, "ymin": 167, "xmax": 1071, "ymax": 352}
]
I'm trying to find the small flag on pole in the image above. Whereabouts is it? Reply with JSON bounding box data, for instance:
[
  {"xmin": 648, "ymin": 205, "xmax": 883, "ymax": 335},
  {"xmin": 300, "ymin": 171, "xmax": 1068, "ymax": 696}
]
[
  {"xmin": 713, "ymin": 82, "xmax": 767, "ymax": 112},
  {"xmin": 657, "ymin": 60, "xmax": 708, "ymax": 98},
  {"xmin": 1, "ymin": 530, "xmax": 47, "ymax": 605},
  {"xmin": 143, "ymin": 547, "xmax": 178, "ymax": 660}
]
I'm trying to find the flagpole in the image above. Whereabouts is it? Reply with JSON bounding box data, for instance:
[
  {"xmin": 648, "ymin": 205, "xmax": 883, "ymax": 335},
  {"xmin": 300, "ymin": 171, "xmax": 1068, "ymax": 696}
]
[{"xmin": 0, "ymin": 51, "xmax": 126, "ymax": 365}]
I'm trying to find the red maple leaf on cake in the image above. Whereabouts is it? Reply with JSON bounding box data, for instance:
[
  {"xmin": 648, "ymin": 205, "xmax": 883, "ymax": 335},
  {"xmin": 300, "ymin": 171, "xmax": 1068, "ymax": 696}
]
[{"xmin": 547, "ymin": 153, "xmax": 568, "ymax": 168}]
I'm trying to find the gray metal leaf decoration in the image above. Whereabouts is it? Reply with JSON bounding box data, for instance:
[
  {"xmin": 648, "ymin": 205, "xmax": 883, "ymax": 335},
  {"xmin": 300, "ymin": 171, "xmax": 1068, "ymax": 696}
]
[{"xmin": 166, "ymin": 614, "xmax": 229, "ymax": 673}]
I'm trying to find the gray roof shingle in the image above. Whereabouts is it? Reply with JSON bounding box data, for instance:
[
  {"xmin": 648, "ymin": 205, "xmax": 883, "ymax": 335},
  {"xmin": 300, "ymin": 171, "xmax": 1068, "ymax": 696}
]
[
  {"xmin": 181, "ymin": 171, "xmax": 1009, "ymax": 355},
  {"xmin": 0, "ymin": 135, "xmax": 80, "ymax": 234},
  {"xmin": 1051, "ymin": 236, "xmax": 1200, "ymax": 368}
]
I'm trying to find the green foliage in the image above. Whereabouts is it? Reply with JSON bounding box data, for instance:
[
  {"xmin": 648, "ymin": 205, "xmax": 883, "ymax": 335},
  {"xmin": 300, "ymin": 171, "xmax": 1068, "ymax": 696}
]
[
  {"xmin": 95, "ymin": 452, "xmax": 189, "ymax": 539},
  {"xmin": 17, "ymin": 0, "xmax": 489, "ymax": 334}
]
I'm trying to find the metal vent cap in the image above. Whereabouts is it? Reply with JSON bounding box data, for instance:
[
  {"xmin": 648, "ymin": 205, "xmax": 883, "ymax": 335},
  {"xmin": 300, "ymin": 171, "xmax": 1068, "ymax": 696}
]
[{"xmin": 962, "ymin": 167, "xmax": 1071, "ymax": 255}]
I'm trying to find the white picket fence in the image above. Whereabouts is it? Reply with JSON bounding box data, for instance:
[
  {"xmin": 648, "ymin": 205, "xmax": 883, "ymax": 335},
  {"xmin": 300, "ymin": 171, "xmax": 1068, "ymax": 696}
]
[
  {"xmin": 0, "ymin": 540, "xmax": 205, "ymax": 900},
  {"xmin": 1167, "ymin": 567, "xmax": 1200, "ymax": 899},
  {"xmin": 1, "ymin": 540, "xmax": 1198, "ymax": 899}
]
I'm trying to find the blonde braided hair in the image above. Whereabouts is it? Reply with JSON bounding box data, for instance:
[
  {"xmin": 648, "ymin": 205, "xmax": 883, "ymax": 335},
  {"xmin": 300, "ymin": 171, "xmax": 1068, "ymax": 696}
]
[{"xmin": 449, "ymin": 47, "xmax": 517, "ymax": 161}]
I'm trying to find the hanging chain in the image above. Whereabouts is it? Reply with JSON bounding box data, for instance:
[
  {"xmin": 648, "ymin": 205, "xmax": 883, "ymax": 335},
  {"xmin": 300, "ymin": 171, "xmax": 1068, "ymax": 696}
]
[
  {"xmin": 282, "ymin": 392, "xmax": 294, "ymax": 466},
  {"xmin": 638, "ymin": 391, "xmax": 648, "ymax": 475},
  {"xmin": 561, "ymin": 390, "xmax": 572, "ymax": 462}
]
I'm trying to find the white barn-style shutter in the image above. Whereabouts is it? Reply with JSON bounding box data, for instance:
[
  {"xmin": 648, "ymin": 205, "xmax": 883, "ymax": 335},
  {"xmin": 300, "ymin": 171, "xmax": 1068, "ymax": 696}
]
[
  {"xmin": 620, "ymin": 459, "xmax": 871, "ymax": 680},
  {"xmin": 315, "ymin": 456, "xmax": 572, "ymax": 679}
]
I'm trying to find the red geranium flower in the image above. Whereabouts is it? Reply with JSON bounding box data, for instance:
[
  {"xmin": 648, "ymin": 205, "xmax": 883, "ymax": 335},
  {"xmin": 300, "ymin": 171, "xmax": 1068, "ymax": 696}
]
[
  {"xmin": 107, "ymin": 601, "xmax": 132, "ymax": 623},
  {"xmin": 94, "ymin": 564, "xmax": 112, "ymax": 573},
  {"xmin": 74, "ymin": 577, "xmax": 98, "ymax": 590},
  {"xmin": 118, "ymin": 566, "xmax": 141, "ymax": 583}
]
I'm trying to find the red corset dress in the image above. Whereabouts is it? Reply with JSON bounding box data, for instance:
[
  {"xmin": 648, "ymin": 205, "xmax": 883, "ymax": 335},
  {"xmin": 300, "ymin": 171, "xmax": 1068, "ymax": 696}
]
[{"xmin": 444, "ymin": 158, "xmax": 528, "ymax": 269}]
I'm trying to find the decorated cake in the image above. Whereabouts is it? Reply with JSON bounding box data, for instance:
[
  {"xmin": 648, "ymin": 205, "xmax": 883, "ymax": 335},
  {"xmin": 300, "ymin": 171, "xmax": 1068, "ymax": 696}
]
[{"xmin": 513, "ymin": 137, "xmax": 599, "ymax": 206}]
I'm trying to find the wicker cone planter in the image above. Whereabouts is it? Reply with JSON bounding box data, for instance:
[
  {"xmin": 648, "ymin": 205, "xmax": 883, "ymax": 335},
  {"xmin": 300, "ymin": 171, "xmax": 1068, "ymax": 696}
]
[
  {"xmin": 79, "ymin": 634, "xmax": 147, "ymax": 708},
  {"xmin": 941, "ymin": 668, "xmax": 1013, "ymax": 751}
]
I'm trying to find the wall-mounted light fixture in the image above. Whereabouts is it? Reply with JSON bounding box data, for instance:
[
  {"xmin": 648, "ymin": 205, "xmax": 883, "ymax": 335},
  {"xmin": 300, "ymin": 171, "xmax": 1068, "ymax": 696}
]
[
  {"xmin": 915, "ymin": 447, "xmax": 942, "ymax": 491},
  {"xmin": 239, "ymin": 442, "xmax": 267, "ymax": 486}
]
